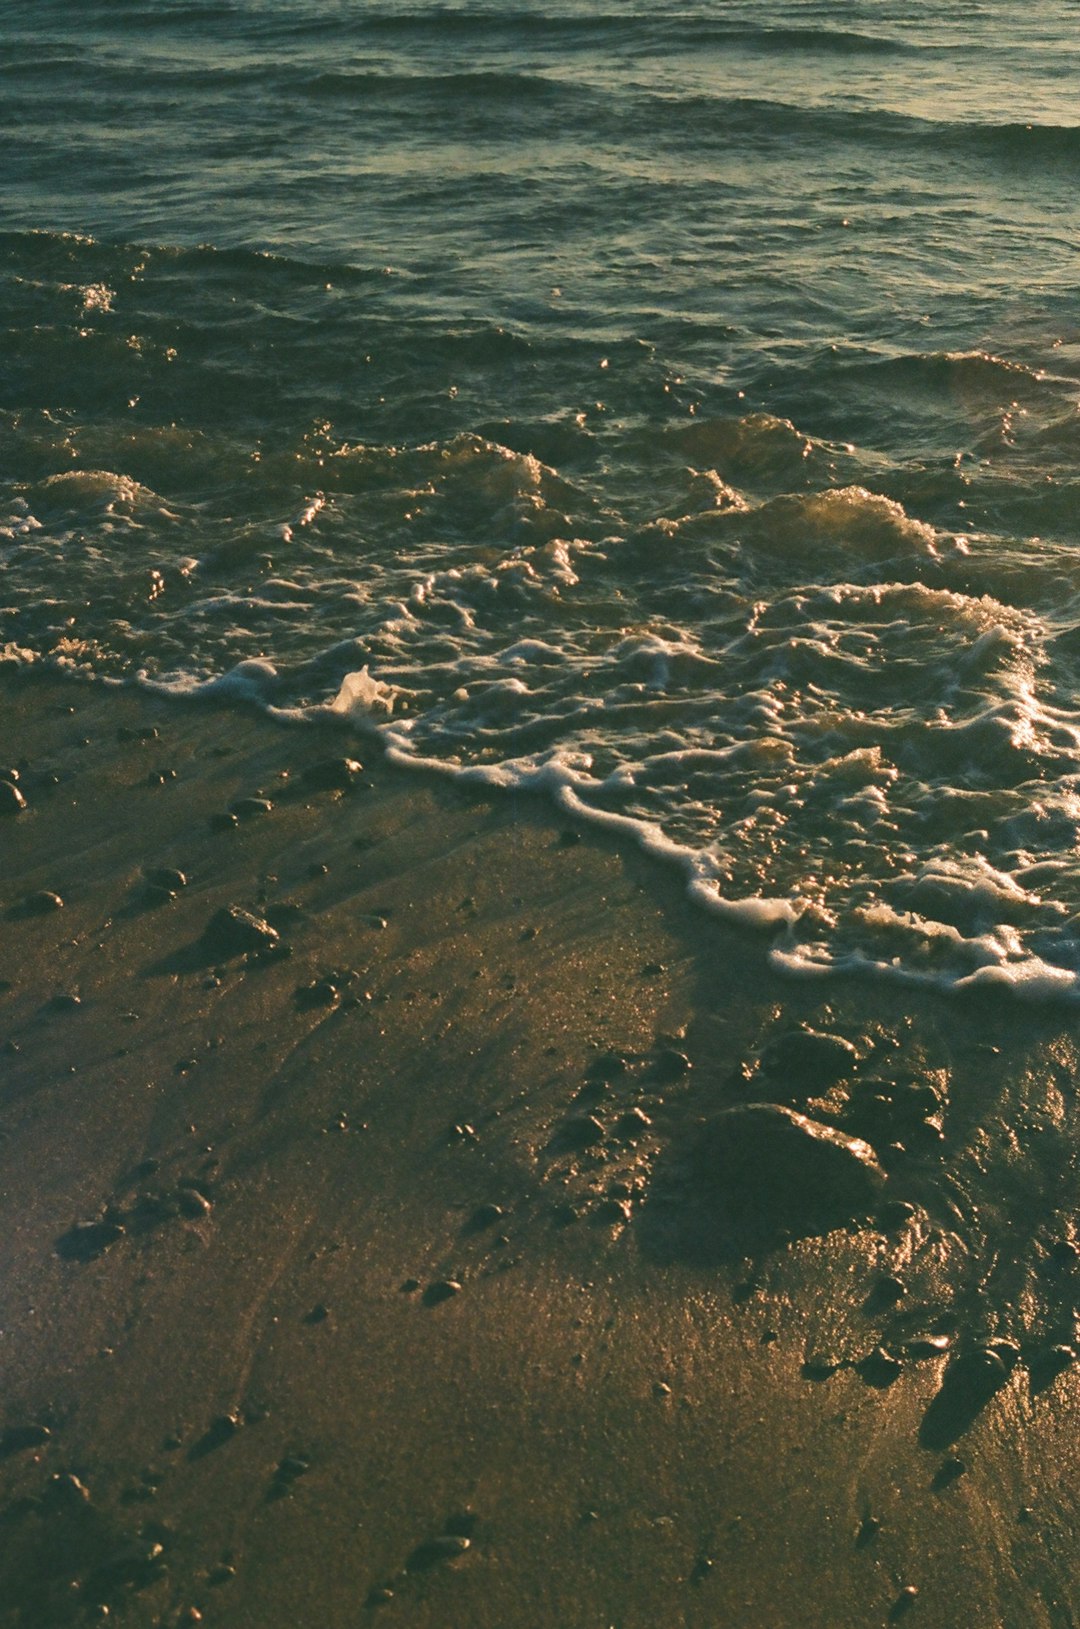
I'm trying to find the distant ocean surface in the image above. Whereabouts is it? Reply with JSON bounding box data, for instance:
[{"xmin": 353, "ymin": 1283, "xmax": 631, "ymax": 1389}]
[{"xmin": 5, "ymin": 0, "xmax": 1080, "ymax": 997}]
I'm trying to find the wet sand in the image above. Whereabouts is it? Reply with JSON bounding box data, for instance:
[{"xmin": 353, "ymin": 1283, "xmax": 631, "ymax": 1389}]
[{"xmin": 0, "ymin": 668, "xmax": 1078, "ymax": 1629}]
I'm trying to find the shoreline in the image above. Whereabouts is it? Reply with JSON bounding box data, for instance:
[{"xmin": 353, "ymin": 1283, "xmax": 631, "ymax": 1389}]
[{"xmin": 0, "ymin": 667, "xmax": 1078, "ymax": 1628}]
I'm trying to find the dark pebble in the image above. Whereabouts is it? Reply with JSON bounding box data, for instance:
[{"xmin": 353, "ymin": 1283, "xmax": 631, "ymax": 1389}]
[
  {"xmin": 1030, "ymin": 1344, "xmax": 1075, "ymax": 1387},
  {"xmin": 146, "ymin": 867, "xmax": 188, "ymax": 892},
  {"xmin": 759, "ymin": 1026, "xmax": 859, "ymax": 1088},
  {"xmin": 399, "ymin": 1279, "xmax": 420, "ymax": 1294},
  {"xmin": 1048, "ymin": 1239, "xmax": 1080, "ymax": 1269},
  {"xmin": 25, "ymin": 890, "xmax": 64, "ymax": 914},
  {"xmin": 879, "ymin": 1199, "xmax": 918, "ymax": 1230},
  {"xmin": 177, "ymin": 1187, "xmax": 213, "ymax": 1220},
  {"xmin": 855, "ymin": 1514, "xmax": 881, "ymax": 1548},
  {"xmin": 890, "ymin": 1585, "xmax": 919, "ymax": 1620},
  {"xmin": 406, "ymin": 1534, "xmax": 471, "ymax": 1571},
  {"xmin": 932, "ymin": 1456, "xmax": 966, "ymax": 1490},
  {"xmin": 592, "ymin": 1196, "xmax": 631, "ymax": 1224},
  {"xmin": 469, "ymin": 1203, "xmax": 506, "ymax": 1231},
  {"xmin": 653, "ymin": 1048, "xmax": 690, "ymax": 1082},
  {"xmin": 869, "ymin": 1273, "xmax": 907, "ymax": 1309},
  {"xmin": 0, "ymin": 780, "xmax": 27, "ymax": 815},
  {"xmin": 300, "ymin": 757, "xmax": 363, "ymax": 791},
  {"xmin": 697, "ymin": 1103, "xmax": 886, "ymax": 1226},
  {"xmin": 274, "ymin": 1455, "xmax": 310, "ymax": 1484},
  {"xmin": 615, "ymin": 1107, "xmax": 652, "ymax": 1140},
  {"xmin": 46, "ymin": 992, "xmax": 82, "ymax": 1013},
  {"xmin": 203, "ymin": 1413, "xmax": 242, "ymax": 1449},
  {"xmin": 423, "ymin": 1279, "xmax": 462, "ymax": 1306},
  {"xmin": 640, "ymin": 961, "xmax": 665, "ymax": 977},
  {"xmin": 229, "ymin": 796, "xmax": 273, "ymax": 819},
  {"xmin": 210, "ymin": 811, "xmax": 239, "ymax": 831},
  {"xmin": 858, "ymin": 1347, "xmax": 903, "ymax": 1387},
  {"xmin": 366, "ymin": 1585, "xmax": 395, "ymax": 1606},
  {"xmin": 304, "ymin": 1303, "xmax": 330, "ymax": 1324},
  {"xmin": 557, "ymin": 1114, "xmax": 606, "ymax": 1151},
  {"xmin": 42, "ymin": 1472, "xmax": 91, "ymax": 1510},
  {"xmin": 586, "ymin": 1050, "xmax": 628, "ymax": 1082},
  {"xmin": 201, "ymin": 905, "xmax": 279, "ymax": 958},
  {"xmin": 907, "ymin": 1334, "xmax": 951, "ymax": 1359},
  {"xmin": 0, "ymin": 1423, "xmax": 51, "ymax": 1457},
  {"xmin": 941, "ymin": 1347, "xmax": 1010, "ymax": 1402},
  {"xmin": 57, "ymin": 1218, "xmax": 124, "ymax": 1261},
  {"xmin": 295, "ymin": 977, "xmax": 340, "ymax": 1010}
]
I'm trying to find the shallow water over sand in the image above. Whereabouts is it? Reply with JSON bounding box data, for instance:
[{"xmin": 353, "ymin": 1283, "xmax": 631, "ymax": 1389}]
[{"xmin": 4, "ymin": 1, "xmax": 1080, "ymax": 992}]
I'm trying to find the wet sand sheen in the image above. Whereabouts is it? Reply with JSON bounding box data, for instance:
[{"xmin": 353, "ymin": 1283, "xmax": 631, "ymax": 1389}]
[{"xmin": 0, "ymin": 669, "xmax": 1078, "ymax": 1628}]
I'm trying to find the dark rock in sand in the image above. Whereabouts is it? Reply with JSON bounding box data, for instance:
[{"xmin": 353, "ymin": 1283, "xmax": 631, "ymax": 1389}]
[
  {"xmin": 555, "ymin": 1114, "xmax": 607, "ymax": 1152},
  {"xmin": 907, "ymin": 1334, "xmax": 951, "ymax": 1360},
  {"xmin": 295, "ymin": 977, "xmax": 340, "ymax": 1010},
  {"xmin": 0, "ymin": 779, "xmax": 27, "ymax": 815},
  {"xmin": 210, "ymin": 811, "xmax": 239, "ymax": 832},
  {"xmin": 759, "ymin": 1027, "xmax": 859, "ymax": 1089},
  {"xmin": 0, "ymin": 1424, "xmax": 51, "ymax": 1458},
  {"xmin": 273, "ymin": 1455, "xmax": 310, "ymax": 1486},
  {"xmin": 177, "ymin": 1186, "xmax": 212, "ymax": 1220},
  {"xmin": 24, "ymin": 889, "xmax": 64, "ymax": 915},
  {"xmin": 56, "ymin": 1218, "xmax": 125, "ymax": 1261},
  {"xmin": 889, "ymin": 1585, "xmax": 919, "ymax": 1621},
  {"xmin": 920, "ymin": 1346, "xmax": 1013, "ymax": 1448},
  {"xmin": 615, "ymin": 1107, "xmax": 652, "ymax": 1141},
  {"xmin": 229, "ymin": 795, "xmax": 273, "ymax": 819},
  {"xmin": 1030, "ymin": 1344, "xmax": 1075, "ymax": 1391},
  {"xmin": 423, "ymin": 1279, "xmax": 462, "ymax": 1306},
  {"xmin": 867, "ymin": 1273, "xmax": 907, "ymax": 1310},
  {"xmin": 201, "ymin": 905, "xmax": 279, "ymax": 958},
  {"xmin": 653, "ymin": 1048, "xmax": 691, "ymax": 1082},
  {"xmin": 190, "ymin": 1413, "xmax": 242, "ymax": 1458},
  {"xmin": 468, "ymin": 1203, "xmax": 506, "ymax": 1232},
  {"xmin": 42, "ymin": 1472, "xmax": 91, "ymax": 1510},
  {"xmin": 878, "ymin": 1199, "xmax": 917, "ymax": 1230},
  {"xmin": 858, "ymin": 1347, "xmax": 903, "ymax": 1387},
  {"xmin": 932, "ymin": 1456, "xmax": 966, "ymax": 1490},
  {"xmin": 407, "ymin": 1534, "xmax": 471, "ymax": 1571},
  {"xmin": 300, "ymin": 757, "xmax": 363, "ymax": 791},
  {"xmin": 695, "ymin": 1104, "xmax": 886, "ymax": 1228},
  {"xmin": 146, "ymin": 867, "xmax": 188, "ymax": 893},
  {"xmin": 586, "ymin": 1051, "xmax": 628, "ymax": 1083}
]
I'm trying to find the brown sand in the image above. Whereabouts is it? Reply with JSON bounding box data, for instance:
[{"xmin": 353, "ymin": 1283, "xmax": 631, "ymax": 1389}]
[{"xmin": 0, "ymin": 669, "xmax": 1077, "ymax": 1628}]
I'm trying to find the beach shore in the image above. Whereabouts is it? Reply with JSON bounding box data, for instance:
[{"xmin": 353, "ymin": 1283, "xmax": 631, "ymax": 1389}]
[{"xmin": 0, "ymin": 668, "xmax": 1077, "ymax": 1629}]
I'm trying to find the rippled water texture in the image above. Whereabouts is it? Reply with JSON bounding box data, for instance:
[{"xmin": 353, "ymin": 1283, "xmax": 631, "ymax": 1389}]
[{"xmin": 4, "ymin": 0, "xmax": 1080, "ymax": 993}]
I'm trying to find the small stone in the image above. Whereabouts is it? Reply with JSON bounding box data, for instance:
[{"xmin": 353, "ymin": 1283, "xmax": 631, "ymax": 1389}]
[
  {"xmin": 1030, "ymin": 1344, "xmax": 1075, "ymax": 1386},
  {"xmin": 25, "ymin": 890, "xmax": 64, "ymax": 914},
  {"xmin": 640, "ymin": 961, "xmax": 665, "ymax": 977},
  {"xmin": 653, "ymin": 1048, "xmax": 690, "ymax": 1082},
  {"xmin": 907, "ymin": 1334, "xmax": 951, "ymax": 1359},
  {"xmin": 869, "ymin": 1273, "xmax": 907, "ymax": 1308},
  {"xmin": 203, "ymin": 1412, "xmax": 242, "ymax": 1449},
  {"xmin": 557, "ymin": 1114, "xmax": 606, "ymax": 1151},
  {"xmin": 42, "ymin": 1472, "xmax": 91, "ymax": 1509},
  {"xmin": 423, "ymin": 1279, "xmax": 462, "ymax": 1306},
  {"xmin": 759, "ymin": 1027, "xmax": 859, "ymax": 1088},
  {"xmin": 177, "ymin": 1187, "xmax": 213, "ymax": 1220},
  {"xmin": 146, "ymin": 867, "xmax": 188, "ymax": 892},
  {"xmin": 469, "ymin": 1203, "xmax": 506, "ymax": 1231},
  {"xmin": 615, "ymin": 1107, "xmax": 652, "ymax": 1140},
  {"xmin": 879, "ymin": 1199, "xmax": 917, "ymax": 1230},
  {"xmin": 295, "ymin": 977, "xmax": 340, "ymax": 1010},
  {"xmin": 855, "ymin": 1515, "xmax": 881, "ymax": 1547},
  {"xmin": 938, "ymin": 1347, "xmax": 1010, "ymax": 1406},
  {"xmin": 57, "ymin": 1218, "xmax": 124, "ymax": 1260},
  {"xmin": 592, "ymin": 1196, "xmax": 631, "ymax": 1224},
  {"xmin": 366, "ymin": 1585, "xmax": 395, "ymax": 1606},
  {"xmin": 653, "ymin": 1380, "xmax": 672, "ymax": 1398},
  {"xmin": 229, "ymin": 796, "xmax": 273, "ymax": 819},
  {"xmin": 858, "ymin": 1347, "xmax": 903, "ymax": 1387},
  {"xmin": 932, "ymin": 1456, "xmax": 966, "ymax": 1489},
  {"xmin": 696, "ymin": 1104, "xmax": 886, "ymax": 1226},
  {"xmin": 586, "ymin": 1051, "xmax": 628, "ymax": 1082},
  {"xmin": 890, "ymin": 1585, "xmax": 919, "ymax": 1619},
  {"xmin": 201, "ymin": 906, "xmax": 279, "ymax": 958},
  {"xmin": 46, "ymin": 992, "xmax": 82, "ymax": 1013},
  {"xmin": 406, "ymin": 1534, "xmax": 471, "ymax": 1570},
  {"xmin": 300, "ymin": 757, "xmax": 363, "ymax": 791},
  {"xmin": 210, "ymin": 811, "xmax": 239, "ymax": 831},
  {"xmin": 304, "ymin": 1303, "xmax": 330, "ymax": 1324},
  {"xmin": 274, "ymin": 1455, "xmax": 309, "ymax": 1484},
  {"xmin": 0, "ymin": 1423, "xmax": 51, "ymax": 1456},
  {"xmin": 0, "ymin": 780, "xmax": 27, "ymax": 814}
]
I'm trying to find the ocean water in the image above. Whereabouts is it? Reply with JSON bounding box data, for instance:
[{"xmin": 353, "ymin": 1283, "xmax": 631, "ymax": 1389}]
[{"xmin": 5, "ymin": 0, "xmax": 1080, "ymax": 998}]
